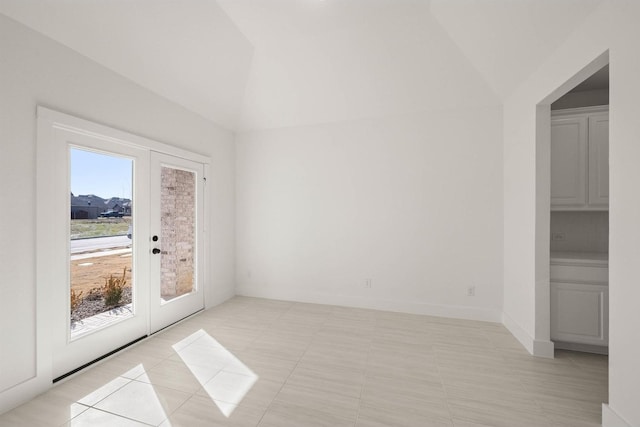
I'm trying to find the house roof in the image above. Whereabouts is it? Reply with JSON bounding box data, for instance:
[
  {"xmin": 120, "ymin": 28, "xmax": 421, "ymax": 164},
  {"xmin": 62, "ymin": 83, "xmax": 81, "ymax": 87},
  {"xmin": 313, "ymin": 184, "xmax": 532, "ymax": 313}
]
[
  {"xmin": 0, "ymin": 0, "xmax": 604, "ymax": 131},
  {"xmin": 70, "ymin": 194, "xmax": 107, "ymax": 207},
  {"xmin": 104, "ymin": 197, "xmax": 131, "ymax": 209}
]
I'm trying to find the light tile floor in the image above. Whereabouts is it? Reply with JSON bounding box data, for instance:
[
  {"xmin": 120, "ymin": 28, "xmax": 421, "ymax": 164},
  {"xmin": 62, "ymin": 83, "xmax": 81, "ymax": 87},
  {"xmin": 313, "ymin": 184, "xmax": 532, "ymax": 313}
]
[{"xmin": 0, "ymin": 297, "xmax": 608, "ymax": 427}]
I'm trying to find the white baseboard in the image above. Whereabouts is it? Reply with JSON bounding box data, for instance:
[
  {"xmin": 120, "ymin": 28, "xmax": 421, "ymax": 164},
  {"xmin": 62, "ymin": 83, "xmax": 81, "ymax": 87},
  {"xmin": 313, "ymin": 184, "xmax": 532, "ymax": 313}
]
[
  {"xmin": 602, "ymin": 404, "xmax": 632, "ymax": 427},
  {"xmin": 532, "ymin": 338, "xmax": 555, "ymax": 358},
  {"xmin": 501, "ymin": 312, "xmax": 554, "ymax": 358},
  {"xmin": 235, "ymin": 286, "xmax": 502, "ymax": 323},
  {"xmin": 0, "ymin": 375, "xmax": 50, "ymax": 415}
]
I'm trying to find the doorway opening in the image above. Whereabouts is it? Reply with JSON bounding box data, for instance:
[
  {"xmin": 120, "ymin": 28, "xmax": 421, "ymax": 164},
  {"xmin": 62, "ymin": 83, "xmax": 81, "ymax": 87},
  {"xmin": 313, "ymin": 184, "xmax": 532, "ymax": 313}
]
[
  {"xmin": 534, "ymin": 51, "xmax": 609, "ymax": 357},
  {"xmin": 549, "ymin": 65, "xmax": 609, "ymax": 355}
]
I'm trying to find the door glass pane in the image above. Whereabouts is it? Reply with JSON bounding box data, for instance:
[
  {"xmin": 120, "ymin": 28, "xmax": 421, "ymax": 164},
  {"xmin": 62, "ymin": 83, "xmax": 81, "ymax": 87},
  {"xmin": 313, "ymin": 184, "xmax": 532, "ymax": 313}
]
[
  {"xmin": 70, "ymin": 148, "xmax": 133, "ymax": 339},
  {"xmin": 160, "ymin": 166, "xmax": 196, "ymax": 302}
]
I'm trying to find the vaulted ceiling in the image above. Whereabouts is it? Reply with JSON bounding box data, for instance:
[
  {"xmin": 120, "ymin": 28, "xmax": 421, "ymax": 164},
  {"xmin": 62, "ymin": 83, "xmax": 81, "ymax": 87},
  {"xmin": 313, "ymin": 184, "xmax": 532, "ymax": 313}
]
[
  {"xmin": 0, "ymin": 0, "xmax": 604, "ymax": 131},
  {"xmin": 430, "ymin": 0, "xmax": 603, "ymax": 100}
]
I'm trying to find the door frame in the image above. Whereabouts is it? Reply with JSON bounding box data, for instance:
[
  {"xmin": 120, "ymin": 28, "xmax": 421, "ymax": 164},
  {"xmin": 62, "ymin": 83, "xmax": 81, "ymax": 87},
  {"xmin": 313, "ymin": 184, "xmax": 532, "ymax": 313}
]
[
  {"xmin": 533, "ymin": 52, "xmax": 609, "ymax": 358},
  {"xmin": 36, "ymin": 107, "xmax": 210, "ymax": 382}
]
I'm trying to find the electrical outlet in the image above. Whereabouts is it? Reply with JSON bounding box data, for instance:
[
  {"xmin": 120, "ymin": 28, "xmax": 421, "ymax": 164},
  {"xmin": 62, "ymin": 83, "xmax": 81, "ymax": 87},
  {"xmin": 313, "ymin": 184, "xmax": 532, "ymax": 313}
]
[
  {"xmin": 467, "ymin": 286, "xmax": 476, "ymax": 296},
  {"xmin": 551, "ymin": 232, "xmax": 566, "ymax": 241}
]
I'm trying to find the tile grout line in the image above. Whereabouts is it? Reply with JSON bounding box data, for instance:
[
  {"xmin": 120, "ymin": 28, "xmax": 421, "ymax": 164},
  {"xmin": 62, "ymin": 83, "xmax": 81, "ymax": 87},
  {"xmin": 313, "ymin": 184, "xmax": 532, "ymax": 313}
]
[
  {"xmin": 434, "ymin": 341, "xmax": 458, "ymax": 426},
  {"xmin": 1, "ymin": 296, "xmax": 609, "ymax": 427},
  {"xmin": 501, "ymin": 337, "xmax": 558, "ymax": 427},
  {"xmin": 253, "ymin": 301, "xmax": 325, "ymax": 427}
]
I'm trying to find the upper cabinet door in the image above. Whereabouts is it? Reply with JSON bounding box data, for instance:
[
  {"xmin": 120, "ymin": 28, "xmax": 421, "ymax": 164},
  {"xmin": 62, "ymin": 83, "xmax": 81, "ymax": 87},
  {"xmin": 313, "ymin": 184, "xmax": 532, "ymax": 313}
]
[
  {"xmin": 588, "ymin": 113, "xmax": 609, "ymax": 207},
  {"xmin": 550, "ymin": 116, "xmax": 588, "ymax": 207}
]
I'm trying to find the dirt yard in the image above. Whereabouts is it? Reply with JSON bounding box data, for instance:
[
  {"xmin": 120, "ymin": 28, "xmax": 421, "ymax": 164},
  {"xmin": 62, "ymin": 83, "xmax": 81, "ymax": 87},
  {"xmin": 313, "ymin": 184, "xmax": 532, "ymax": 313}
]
[{"xmin": 71, "ymin": 252, "xmax": 133, "ymax": 297}]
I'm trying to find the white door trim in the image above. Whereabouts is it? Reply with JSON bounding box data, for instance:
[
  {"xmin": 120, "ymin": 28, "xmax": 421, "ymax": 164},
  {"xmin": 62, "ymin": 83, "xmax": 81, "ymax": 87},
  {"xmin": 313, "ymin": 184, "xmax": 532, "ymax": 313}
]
[
  {"xmin": 35, "ymin": 106, "xmax": 211, "ymax": 392},
  {"xmin": 37, "ymin": 107, "xmax": 211, "ymax": 165}
]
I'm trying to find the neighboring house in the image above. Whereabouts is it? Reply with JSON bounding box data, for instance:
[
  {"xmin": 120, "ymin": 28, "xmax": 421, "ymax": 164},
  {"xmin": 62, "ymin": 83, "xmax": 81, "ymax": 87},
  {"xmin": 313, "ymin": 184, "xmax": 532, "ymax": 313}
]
[
  {"xmin": 104, "ymin": 197, "xmax": 132, "ymax": 215},
  {"xmin": 70, "ymin": 194, "xmax": 132, "ymax": 218},
  {"xmin": 70, "ymin": 193, "xmax": 105, "ymax": 219},
  {"xmin": 122, "ymin": 200, "xmax": 132, "ymax": 216}
]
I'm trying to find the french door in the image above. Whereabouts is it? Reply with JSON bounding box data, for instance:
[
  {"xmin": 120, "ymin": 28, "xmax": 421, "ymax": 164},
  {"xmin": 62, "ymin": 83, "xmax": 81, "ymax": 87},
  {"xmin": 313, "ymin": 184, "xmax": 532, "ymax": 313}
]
[
  {"xmin": 39, "ymin": 110, "xmax": 207, "ymax": 380},
  {"xmin": 149, "ymin": 152, "xmax": 205, "ymax": 334}
]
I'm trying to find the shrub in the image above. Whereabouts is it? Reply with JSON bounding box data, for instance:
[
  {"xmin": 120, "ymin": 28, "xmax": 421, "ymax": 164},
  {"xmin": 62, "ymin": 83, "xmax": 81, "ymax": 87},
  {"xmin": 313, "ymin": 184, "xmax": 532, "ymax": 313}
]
[
  {"xmin": 70, "ymin": 289, "xmax": 83, "ymax": 312},
  {"xmin": 102, "ymin": 267, "xmax": 127, "ymax": 306}
]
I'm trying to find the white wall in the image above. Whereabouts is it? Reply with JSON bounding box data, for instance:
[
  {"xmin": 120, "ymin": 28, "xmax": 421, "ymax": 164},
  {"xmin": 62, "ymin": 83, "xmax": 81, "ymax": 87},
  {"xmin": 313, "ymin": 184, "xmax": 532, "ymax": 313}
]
[
  {"xmin": 502, "ymin": 2, "xmax": 640, "ymax": 425},
  {"xmin": 0, "ymin": 0, "xmax": 255, "ymax": 129},
  {"xmin": 232, "ymin": 0, "xmax": 505, "ymax": 322},
  {"xmin": 0, "ymin": 15, "xmax": 235, "ymax": 411},
  {"xmin": 236, "ymin": 107, "xmax": 504, "ymax": 322}
]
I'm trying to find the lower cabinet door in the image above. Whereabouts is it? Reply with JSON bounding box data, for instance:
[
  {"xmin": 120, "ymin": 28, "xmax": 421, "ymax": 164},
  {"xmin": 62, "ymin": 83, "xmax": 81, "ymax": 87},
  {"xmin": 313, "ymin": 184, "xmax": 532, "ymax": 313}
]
[{"xmin": 551, "ymin": 282, "xmax": 608, "ymax": 346}]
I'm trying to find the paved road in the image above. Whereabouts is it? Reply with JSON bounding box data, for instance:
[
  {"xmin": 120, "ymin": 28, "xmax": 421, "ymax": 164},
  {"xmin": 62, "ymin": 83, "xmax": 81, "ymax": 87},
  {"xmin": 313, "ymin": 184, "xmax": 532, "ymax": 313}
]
[{"xmin": 70, "ymin": 235, "xmax": 131, "ymax": 254}]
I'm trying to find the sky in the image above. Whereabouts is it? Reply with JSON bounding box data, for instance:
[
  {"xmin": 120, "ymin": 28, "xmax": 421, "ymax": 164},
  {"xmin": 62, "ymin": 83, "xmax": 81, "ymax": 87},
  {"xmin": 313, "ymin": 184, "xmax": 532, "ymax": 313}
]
[{"xmin": 70, "ymin": 148, "xmax": 133, "ymax": 200}]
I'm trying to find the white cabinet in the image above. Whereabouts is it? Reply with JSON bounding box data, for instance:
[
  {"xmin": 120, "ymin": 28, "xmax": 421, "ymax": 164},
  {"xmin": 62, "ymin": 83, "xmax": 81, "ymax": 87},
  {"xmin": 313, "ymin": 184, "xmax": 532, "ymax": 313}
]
[
  {"xmin": 550, "ymin": 255, "xmax": 608, "ymax": 350},
  {"xmin": 551, "ymin": 282, "xmax": 608, "ymax": 346},
  {"xmin": 588, "ymin": 113, "xmax": 609, "ymax": 206},
  {"xmin": 550, "ymin": 116, "xmax": 587, "ymax": 206},
  {"xmin": 551, "ymin": 107, "xmax": 609, "ymax": 210}
]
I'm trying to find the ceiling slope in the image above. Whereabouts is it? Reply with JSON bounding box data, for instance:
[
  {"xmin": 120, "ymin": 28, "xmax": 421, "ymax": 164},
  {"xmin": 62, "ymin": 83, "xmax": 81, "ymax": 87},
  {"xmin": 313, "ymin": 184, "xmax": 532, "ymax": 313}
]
[
  {"xmin": 219, "ymin": 0, "xmax": 501, "ymax": 131},
  {"xmin": 0, "ymin": 0, "xmax": 254, "ymax": 130},
  {"xmin": 430, "ymin": 0, "xmax": 604, "ymax": 101},
  {"xmin": 1, "ymin": 0, "xmax": 604, "ymax": 132}
]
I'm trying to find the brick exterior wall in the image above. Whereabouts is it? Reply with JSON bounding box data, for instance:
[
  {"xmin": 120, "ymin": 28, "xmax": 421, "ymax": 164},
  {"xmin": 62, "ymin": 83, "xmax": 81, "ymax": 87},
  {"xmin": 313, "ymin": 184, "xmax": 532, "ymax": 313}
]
[{"xmin": 160, "ymin": 167, "xmax": 196, "ymax": 299}]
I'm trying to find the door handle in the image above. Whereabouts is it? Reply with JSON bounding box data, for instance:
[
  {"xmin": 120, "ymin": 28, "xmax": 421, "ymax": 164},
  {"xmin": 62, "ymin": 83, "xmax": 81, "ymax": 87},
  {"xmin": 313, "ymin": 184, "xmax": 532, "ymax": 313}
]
[{"xmin": 152, "ymin": 248, "xmax": 161, "ymax": 254}]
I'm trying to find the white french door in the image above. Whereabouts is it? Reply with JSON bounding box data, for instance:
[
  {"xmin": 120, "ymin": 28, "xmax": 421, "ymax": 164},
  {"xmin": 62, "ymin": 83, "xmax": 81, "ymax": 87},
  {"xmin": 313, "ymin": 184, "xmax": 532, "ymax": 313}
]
[
  {"xmin": 149, "ymin": 152, "xmax": 205, "ymax": 333},
  {"xmin": 49, "ymin": 128, "xmax": 151, "ymax": 379},
  {"xmin": 38, "ymin": 108, "xmax": 207, "ymax": 380}
]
